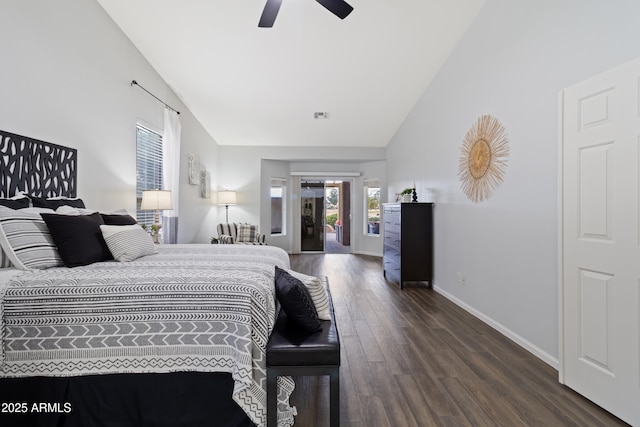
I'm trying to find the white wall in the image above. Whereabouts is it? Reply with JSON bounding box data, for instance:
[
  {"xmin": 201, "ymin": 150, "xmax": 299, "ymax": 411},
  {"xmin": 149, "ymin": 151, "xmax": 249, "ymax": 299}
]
[
  {"xmin": 0, "ymin": 0, "xmax": 219, "ymax": 243},
  {"xmin": 386, "ymin": 0, "xmax": 640, "ymax": 366}
]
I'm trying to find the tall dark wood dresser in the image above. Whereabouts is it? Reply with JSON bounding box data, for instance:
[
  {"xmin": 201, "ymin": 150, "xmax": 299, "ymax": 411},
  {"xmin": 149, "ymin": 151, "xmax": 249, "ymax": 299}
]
[{"xmin": 382, "ymin": 202, "xmax": 433, "ymax": 289}]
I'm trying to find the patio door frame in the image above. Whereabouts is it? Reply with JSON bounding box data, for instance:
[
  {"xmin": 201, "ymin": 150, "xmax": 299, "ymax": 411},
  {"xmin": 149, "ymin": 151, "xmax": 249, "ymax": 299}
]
[
  {"xmin": 291, "ymin": 173, "xmax": 357, "ymax": 254},
  {"xmin": 300, "ymin": 178, "xmax": 327, "ymax": 252}
]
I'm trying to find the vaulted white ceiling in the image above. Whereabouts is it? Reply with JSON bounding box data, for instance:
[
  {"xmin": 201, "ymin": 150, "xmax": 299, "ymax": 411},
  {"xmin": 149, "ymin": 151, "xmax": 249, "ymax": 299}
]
[{"xmin": 97, "ymin": 0, "xmax": 485, "ymax": 147}]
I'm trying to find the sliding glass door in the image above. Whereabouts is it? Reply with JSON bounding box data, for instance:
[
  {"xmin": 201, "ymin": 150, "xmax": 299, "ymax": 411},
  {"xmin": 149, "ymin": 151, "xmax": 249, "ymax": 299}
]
[
  {"xmin": 300, "ymin": 180, "xmax": 325, "ymax": 251},
  {"xmin": 300, "ymin": 179, "xmax": 351, "ymax": 253}
]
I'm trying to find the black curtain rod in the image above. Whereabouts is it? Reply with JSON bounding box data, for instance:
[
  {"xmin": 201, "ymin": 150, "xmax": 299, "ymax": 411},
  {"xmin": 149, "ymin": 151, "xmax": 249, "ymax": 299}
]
[{"xmin": 131, "ymin": 80, "xmax": 181, "ymax": 115}]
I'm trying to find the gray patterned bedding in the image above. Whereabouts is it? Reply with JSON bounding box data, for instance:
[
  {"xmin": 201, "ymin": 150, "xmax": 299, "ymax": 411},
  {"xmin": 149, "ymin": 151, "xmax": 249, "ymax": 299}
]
[{"xmin": 0, "ymin": 244, "xmax": 295, "ymax": 427}]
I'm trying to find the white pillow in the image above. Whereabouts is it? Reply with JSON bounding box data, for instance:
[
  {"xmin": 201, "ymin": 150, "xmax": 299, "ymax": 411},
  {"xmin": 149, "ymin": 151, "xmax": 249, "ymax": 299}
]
[
  {"xmin": 54, "ymin": 205, "xmax": 96, "ymax": 215},
  {"xmin": 17, "ymin": 207, "xmax": 55, "ymax": 214},
  {"xmin": 287, "ymin": 269, "xmax": 331, "ymax": 320},
  {"xmin": 100, "ymin": 224, "xmax": 157, "ymax": 262},
  {"xmin": 47, "ymin": 196, "xmax": 83, "ymax": 200},
  {"xmin": 10, "ymin": 191, "xmax": 28, "ymax": 199}
]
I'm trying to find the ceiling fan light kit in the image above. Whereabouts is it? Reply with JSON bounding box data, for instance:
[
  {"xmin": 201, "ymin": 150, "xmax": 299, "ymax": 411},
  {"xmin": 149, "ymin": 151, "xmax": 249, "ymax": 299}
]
[{"xmin": 259, "ymin": 0, "xmax": 353, "ymax": 27}]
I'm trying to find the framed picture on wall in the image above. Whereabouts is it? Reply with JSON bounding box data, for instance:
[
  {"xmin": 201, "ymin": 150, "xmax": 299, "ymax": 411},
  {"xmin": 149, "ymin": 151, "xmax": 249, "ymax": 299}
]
[
  {"xmin": 200, "ymin": 170, "xmax": 210, "ymax": 198},
  {"xmin": 188, "ymin": 154, "xmax": 200, "ymax": 185}
]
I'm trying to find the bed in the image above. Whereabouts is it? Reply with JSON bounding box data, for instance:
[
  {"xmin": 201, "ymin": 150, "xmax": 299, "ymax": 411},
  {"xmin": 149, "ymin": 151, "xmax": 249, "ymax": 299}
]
[
  {"xmin": 0, "ymin": 130, "xmax": 298, "ymax": 427},
  {"xmin": 0, "ymin": 245, "xmax": 297, "ymax": 427}
]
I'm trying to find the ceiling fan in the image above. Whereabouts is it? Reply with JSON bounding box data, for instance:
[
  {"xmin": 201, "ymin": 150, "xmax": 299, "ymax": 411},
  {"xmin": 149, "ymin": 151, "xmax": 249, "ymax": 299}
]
[{"xmin": 259, "ymin": 0, "xmax": 354, "ymax": 28}]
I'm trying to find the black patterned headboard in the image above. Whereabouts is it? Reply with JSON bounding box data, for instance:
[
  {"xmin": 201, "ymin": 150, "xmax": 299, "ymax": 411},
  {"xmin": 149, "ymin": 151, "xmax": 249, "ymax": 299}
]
[{"xmin": 0, "ymin": 129, "xmax": 77, "ymax": 198}]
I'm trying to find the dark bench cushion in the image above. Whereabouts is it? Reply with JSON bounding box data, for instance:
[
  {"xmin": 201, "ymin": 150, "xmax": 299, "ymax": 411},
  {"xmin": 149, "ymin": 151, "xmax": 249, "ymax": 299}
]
[{"xmin": 267, "ymin": 278, "xmax": 340, "ymax": 367}]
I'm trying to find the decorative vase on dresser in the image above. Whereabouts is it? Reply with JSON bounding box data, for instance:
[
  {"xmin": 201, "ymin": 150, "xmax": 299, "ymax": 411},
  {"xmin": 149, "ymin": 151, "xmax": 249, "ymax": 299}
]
[{"xmin": 382, "ymin": 202, "xmax": 434, "ymax": 289}]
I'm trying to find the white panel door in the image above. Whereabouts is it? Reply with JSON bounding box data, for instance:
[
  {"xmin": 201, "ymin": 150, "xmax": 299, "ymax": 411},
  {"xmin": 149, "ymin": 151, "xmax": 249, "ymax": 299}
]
[{"xmin": 561, "ymin": 57, "xmax": 640, "ymax": 426}]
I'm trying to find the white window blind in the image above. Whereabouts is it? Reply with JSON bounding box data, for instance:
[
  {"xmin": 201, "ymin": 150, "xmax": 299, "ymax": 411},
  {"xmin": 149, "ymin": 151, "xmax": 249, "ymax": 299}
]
[{"xmin": 136, "ymin": 125, "xmax": 163, "ymax": 226}]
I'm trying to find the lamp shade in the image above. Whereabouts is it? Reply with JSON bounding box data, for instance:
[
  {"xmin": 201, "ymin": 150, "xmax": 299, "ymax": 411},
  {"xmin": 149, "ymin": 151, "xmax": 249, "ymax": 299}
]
[
  {"xmin": 141, "ymin": 190, "xmax": 173, "ymax": 210},
  {"xmin": 217, "ymin": 190, "xmax": 237, "ymax": 206}
]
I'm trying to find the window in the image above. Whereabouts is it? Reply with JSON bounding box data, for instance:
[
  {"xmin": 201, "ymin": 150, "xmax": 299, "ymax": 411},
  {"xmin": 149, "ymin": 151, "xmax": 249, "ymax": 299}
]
[
  {"xmin": 364, "ymin": 178, "xmax": 380, "ymax": 235},
  {"xmin": 270, "ymin": 178, "xmax": 286, "ymax": 235},
  {"xmin": 136, "ymin": 124, "xmax": 163, "ymax": 227}
]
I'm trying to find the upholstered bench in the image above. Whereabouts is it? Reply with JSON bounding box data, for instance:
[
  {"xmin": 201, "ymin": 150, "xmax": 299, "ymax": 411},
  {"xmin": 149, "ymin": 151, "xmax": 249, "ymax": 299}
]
[{"xmin": 266, "ymin": 277, "xmax": 340, "ymax": 427}]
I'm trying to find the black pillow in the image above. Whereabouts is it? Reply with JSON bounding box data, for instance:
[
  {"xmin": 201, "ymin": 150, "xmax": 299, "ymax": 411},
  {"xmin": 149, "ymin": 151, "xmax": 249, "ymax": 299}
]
[
  {"xmin": 101, "ymin": 213, "xmax": 138, "ymax": 225},
  {"xmin": 274, "ymin": 266, "xmax": 322, "ymax": 333},
  {"xmin": 0, "ymin": 197, "xmax": 30, "ymax": 209},
  {"xmin": 40, "ymin": 212, "xmax": 112, "ymax": 267},
  {"xmin": 33, "ymin": 197, "xmax": 86, "ymax": 209}
]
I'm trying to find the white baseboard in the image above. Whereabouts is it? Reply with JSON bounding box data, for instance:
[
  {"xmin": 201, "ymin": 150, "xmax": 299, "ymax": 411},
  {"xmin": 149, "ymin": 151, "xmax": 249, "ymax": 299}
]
[
  {"xmin": 286, "ymin": 250, "xmax": 383, "ymax": 257},
  {"xmin": 433, "ymin": 286, "xmax": 559, "ymax": 369},
  {"xmin": 353, "ymin": 251, "xmax": 382, "ymax": 257}
]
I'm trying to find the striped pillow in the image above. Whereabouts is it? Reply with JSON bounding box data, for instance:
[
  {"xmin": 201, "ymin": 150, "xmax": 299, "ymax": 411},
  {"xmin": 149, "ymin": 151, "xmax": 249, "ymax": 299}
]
[
  {"xmin": 1, "ymin": 248, "xmax": 12, "ymax": 268},
  {"xmin": 287, "ymin": 269, "xmax": 331, "ymax": 321},
  {"xmin": 100, "ymin": 224, "xmax": 157, "ymax": 262},
  {"xmin": 0, "ymin": 206, "xmax": 64, "ymax": 270}
]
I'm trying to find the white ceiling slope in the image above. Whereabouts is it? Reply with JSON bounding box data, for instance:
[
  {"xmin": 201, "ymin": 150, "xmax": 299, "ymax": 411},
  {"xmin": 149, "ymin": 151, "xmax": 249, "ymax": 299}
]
[{"xmin": 98, "ymin": 0, "xmax": 485, "ymax": 147}]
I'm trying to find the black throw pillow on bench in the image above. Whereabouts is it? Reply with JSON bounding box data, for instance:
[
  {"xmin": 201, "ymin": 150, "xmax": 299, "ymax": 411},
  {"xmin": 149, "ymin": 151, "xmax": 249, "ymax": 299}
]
[{"xmin": 274, "ymin": 266, "xmax": 322, "ymax": 333}]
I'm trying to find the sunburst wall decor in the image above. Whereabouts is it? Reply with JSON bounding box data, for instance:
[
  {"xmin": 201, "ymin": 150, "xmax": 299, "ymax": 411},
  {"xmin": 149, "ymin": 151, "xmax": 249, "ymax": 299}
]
[{"xmin": 458, "ymin": 114, "xmax": 509, "ymax": 203}]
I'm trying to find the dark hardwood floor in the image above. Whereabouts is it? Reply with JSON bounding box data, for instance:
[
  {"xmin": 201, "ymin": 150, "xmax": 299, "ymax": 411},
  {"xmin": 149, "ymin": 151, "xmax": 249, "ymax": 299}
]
[{"xmin": 288, "ymin": 254, "xmax": 629, "ymax": 427}]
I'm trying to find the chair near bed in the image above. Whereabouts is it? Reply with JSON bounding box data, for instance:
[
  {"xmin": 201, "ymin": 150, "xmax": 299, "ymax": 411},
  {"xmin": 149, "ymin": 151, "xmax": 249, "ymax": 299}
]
[{"xmin": 217, "ymin": 222, "xmax": 267, "ymax": 245}]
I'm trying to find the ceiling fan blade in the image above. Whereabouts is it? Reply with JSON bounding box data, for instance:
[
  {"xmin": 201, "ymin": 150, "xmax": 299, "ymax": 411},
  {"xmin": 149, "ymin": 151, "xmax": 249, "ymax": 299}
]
[
  {"xmin": 258, "ymin": 0, "xmax": 283, "ymax": 27},
  {"xmin": 315, "ymin": 0, "xmax": 353, "ymax": 19}
]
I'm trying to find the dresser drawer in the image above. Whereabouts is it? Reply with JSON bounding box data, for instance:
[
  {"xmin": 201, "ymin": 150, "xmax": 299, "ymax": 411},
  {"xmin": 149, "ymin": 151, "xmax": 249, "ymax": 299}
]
[
  {"xmin": 384, "ymin": 219, "xmax": 400, "ymax": 235},
  {"xmin": 383, "ymin": 246, "xmax": 400, "ymax": 261},
  {"xmin": 383, "ymin": 205, "xmax": 400, "ymax": 224},
  {"xmin": 383, "ymin": 230, "xmax": 401, "ymax": 250},
  {"xmin": 383, "ymin": 205, "xmax": 400, "ymax": 214},
  {"xmin": 383, "ymin": 258, "xmax": 401, "ymax": 282}
]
